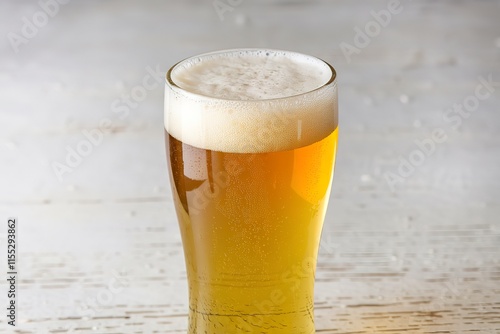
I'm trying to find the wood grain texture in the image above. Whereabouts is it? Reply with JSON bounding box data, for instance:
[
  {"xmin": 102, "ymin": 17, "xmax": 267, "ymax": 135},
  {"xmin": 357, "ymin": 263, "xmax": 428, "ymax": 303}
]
[{"xmin": 0, "ymin": 0, "xmax": 499, "ymax": 333}]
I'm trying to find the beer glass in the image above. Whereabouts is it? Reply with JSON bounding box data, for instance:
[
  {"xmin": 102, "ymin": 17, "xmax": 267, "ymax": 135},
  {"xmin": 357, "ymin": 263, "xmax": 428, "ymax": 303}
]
[{"xmin": 164, "ymin": 49, "xmax": 338, "ymax": 333}]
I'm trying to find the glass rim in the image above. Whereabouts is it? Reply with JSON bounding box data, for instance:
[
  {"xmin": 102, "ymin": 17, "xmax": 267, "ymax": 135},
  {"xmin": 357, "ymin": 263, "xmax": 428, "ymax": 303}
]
[{"xmin": 165, "ymin": 48, "xmax": 337, "ymax": 103}]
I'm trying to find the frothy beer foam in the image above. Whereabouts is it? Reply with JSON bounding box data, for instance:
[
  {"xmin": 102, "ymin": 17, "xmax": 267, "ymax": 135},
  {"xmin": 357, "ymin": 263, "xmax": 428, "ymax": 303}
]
[{"xmin": 165, "ymin": 49, "xmax": 337, "ymax": 153}]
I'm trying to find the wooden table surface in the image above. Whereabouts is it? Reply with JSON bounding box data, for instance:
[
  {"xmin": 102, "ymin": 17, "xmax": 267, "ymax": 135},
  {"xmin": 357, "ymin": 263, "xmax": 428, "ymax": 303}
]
[{"xmin": 1, "ymin": 0, "xmax": 499, "ymax": 333}]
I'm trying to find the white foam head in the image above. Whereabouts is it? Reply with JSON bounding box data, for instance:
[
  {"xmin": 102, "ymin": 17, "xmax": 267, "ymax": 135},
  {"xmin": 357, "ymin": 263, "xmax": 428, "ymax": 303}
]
[{"xmin": 165, "ymin": 49, "xmax": 337, "ymax": 153}]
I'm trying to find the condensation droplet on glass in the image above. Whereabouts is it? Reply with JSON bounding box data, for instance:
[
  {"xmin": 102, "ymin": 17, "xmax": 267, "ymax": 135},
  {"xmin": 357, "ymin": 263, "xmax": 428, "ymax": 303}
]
[{"xmin": 413, "ymin": 119, "xmax": 422, "ymax": 128}]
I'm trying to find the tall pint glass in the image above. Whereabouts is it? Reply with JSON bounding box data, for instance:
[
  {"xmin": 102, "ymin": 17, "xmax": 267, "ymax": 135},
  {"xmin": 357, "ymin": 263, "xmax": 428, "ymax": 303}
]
[{"xmin": 164, "ymin": 49, "xmax": 338, "ymax": 333}]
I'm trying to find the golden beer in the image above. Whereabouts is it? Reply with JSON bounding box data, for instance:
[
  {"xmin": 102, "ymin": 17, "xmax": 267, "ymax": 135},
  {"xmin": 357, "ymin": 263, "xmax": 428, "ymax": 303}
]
[{"xmin": 165, "ymin": 49, "xmax": 338, "ymax": 333}]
